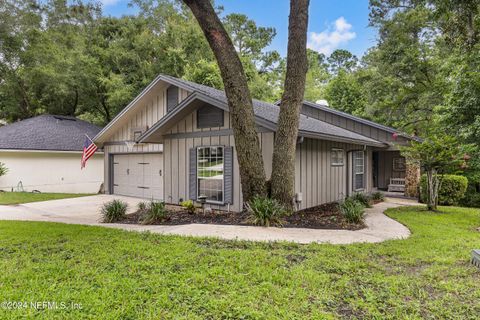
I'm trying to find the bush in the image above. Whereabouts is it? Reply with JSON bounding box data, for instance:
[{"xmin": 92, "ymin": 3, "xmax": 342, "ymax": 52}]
[
  {"xmin": 420, "ymin": 174, "xmax": 468, "ymax": 206},
  {"xmin": 101, "ymin": 199, "xmax": 128, "ymax": 223},
  {"xmin": 339, "ymin": 197, "xmax": 365, "ymax": 224},
  {"xmin": 460, "ymin": 184, "xmax": 480, "ymax": 208},
  {"xmin": 181, "ymin": 200, "xmax": 196, "ymax": 214},
  {"xmin": 141, "ymin": 200, "xmax": 167, "ymax": 225},
  {"xmin": 246, "ymin": 196, "xmax": 289, "ymax": 227},
  {"xmin": 351, "ymin": 192, "xmax": 373, "ymax": 208},
  {"xmin": 370, "ymin": 191, "xmax": 385, "ymax": 202},
  {"xmin": 0, "ymin": 162, "xmax": 7, "ymax": 177},
  {"xmin": 137, "ymin": 201, "xmax": 147, "ymax": 212}
]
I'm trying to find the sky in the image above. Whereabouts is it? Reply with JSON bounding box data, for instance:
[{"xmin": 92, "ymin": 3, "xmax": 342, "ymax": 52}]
[{"xmin": 101, "ymin": 0, "xmax": 378, "ymax": 58}]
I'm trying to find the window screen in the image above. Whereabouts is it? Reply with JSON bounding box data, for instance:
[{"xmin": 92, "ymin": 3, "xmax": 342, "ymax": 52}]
[
  {"xmin": 353, "ymin": 151, "xmax": 365, "ymax": 190},
  {"xmin": 197, "ymin": 146, "xmax": 224, "ymax": 203}
]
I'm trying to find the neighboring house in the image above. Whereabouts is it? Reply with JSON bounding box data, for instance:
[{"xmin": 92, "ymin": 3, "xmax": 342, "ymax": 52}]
[
  {"xmin": 94, "ymin": 75, "xmax": 417, "ymax": 212},
  {"xmin": 0, "ymin": 115, "xmax": 104, "ymax": 193}
]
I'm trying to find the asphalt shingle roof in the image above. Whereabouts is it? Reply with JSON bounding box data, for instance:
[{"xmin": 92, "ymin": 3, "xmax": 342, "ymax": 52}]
[
  {"xmin": 0, "ymin": 115, "xmax": 102, "ymax": 151},
  {"xmin": 160, "ymin": 75, "xmax": 384, "ymax": 146}
]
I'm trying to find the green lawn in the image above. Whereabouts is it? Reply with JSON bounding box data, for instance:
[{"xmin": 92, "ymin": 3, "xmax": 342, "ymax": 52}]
[
  {"xmin": 0, "ymin": 192, "xmax": 93, "ymax": 205},
  {"xmin": 0, "ymin": 206, "xmax": 479, "ymax": 319}
]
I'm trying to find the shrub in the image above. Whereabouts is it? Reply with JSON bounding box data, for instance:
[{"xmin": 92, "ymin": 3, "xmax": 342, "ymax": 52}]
[
  {"xmin": 339, "ymin": 197, "xmax": 365, "ymax": 224},
  {"xmin": 351, "ymin": 192, "xmax": 373, "ymax": 208},
  {"xmin": 101, "ymin": 199, "xmax": 128, "ymax": 223},
  {"xmin": 370, "ymin": 191, "xmax": 385, "ymax": 202},
  {"xmin": 137, "ymin": 201, "xmax": 147, "ymax": 212},
  {"xmin": 420, "ymin": 174, "xmax": 468, "ymax": 206},
  {"xmin": 246, "ymin": 196, "xmax": 289, "ymax": 227},
  {"xmin": 141, "ymin": 200, "xmax": 167, "ymax": 225},
  {"xmin": 0, "ymin": 162, "xmax": 7, "ymax": 177},
  {"xmin": 460, "ymin": 184, "xmax": 480, "ymax": 208},
  {"xmin": 181, "ymin": 200, "xmax": 196, "ymax": 214}
]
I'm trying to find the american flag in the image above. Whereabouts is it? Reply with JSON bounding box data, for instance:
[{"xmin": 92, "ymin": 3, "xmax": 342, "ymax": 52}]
[{"xmin": 81, "ymin": 135, "xmax": 98, "ymax": 169}]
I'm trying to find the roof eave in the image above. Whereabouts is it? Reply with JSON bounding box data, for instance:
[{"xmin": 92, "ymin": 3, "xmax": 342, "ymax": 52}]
[{"xmin": 298, "ymin": 130, "xmax": 388, "ymax": 148}]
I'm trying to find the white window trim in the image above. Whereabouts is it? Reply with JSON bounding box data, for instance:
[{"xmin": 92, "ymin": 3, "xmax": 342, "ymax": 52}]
[
  {"xmin": 331, "ymin": 148, "xmax": 345, "ymax": 166},
  {"xmin": 353, "ymin": 151, "xmax": 365, "ymax": 191},
  {"xmin": 197, "ymin": 146, "xmax": 225, "ymax": 205}
]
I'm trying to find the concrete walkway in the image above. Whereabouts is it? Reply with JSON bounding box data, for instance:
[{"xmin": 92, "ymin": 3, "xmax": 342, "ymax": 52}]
[{"xmin": 0, "ymin": 195, "xmax": 415, "ymax": 244}]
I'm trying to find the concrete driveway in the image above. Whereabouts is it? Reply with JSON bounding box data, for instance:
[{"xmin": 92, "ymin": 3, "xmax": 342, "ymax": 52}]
[
  {"xmin": 0, "ymin": 195, "xmax": 415, "ymax": 244},
  {"xmin": 0, "ymin": 194, "xmax": 144, "ymax": 225}
]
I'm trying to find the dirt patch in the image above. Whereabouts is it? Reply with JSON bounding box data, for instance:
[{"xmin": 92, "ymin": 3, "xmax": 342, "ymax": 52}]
[
  {"xmin": 117, "ymin": 202, "xmax": 365, "ymax": 230},
  {"xmin": 284, "ymin": 202, "xmax": 365, "ymax": 230}
]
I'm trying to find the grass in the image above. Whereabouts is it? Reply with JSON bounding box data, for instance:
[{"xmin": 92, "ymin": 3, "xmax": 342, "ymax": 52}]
[
  {"xmin": 0, "ymin": 206, "xmax": 479, "ymax": 319},
  {"xmin": 0, "ymin": 192, "xmax": 93, "ymax": 205}
]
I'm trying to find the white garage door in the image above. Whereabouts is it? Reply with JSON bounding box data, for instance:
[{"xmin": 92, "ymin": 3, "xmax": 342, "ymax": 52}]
[{"xmin": 112, "ymin": 153, "xmax": 163, "ymax": 200}]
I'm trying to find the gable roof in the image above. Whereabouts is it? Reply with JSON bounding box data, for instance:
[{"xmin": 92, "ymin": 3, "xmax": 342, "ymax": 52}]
[
  {"xmin": 301, "ymin": 100, "xmax": 418, "ymax": 141},
  {"xmin": 0, "ymin": 115, "xmax": 102, "ymax": 152},
  {"xmin": 138, "ymin": 76, "xmax": 387, "ymax": 147},
  {"xmin": 94, "ymin": 74, "xmax": 389, "ymax": 147}
]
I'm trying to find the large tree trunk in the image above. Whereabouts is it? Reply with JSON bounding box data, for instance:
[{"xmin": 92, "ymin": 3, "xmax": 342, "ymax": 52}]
[
  {"xmin": 183, "ymin": 0, "xmax": 267, "ymax": 203},
  {"xmin": 270, "ymin": 0, "xmax": 310, "ymax": 208}
]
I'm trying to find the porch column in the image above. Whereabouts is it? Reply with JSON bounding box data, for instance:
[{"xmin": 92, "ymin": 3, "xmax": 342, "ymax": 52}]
[{"xmin": 404, "ymin": 160, "xmax": 420, "ymax": 197}]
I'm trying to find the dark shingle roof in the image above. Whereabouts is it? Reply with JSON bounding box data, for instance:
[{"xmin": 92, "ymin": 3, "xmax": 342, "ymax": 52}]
[
  {"xmin": 159, "ymin": 75, "xmax": 385, "ymax": 146},
  {"xmin": 0, "ymin": 115, "xmax": 102, "ymax": 151}
]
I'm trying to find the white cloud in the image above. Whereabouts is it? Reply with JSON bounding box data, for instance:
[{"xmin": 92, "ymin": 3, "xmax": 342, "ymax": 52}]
[
  {"xmin": 307, "ymin": 17, "xmax": 356, "ymax": 55},
  {"xmin": 99, "ymin": 0, "xmax": 120, "ymax": 6}
]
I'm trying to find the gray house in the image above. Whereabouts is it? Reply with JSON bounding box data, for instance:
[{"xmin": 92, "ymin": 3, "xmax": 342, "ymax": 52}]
[{"xmin": 93, "ymin": 75, "xmax": 416, "ymax": 212}]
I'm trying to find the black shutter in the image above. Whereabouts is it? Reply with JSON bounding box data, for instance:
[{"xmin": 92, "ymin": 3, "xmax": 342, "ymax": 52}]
[
  {"xmin": 189, "ymin": 148, "xmax": 197, "ymax": 200},
  {"xmin": 224, "ymin": 146, "xmax": 234, "ymax": 204},
  {"xmin": 167, "ymin": 86, "xmax": 179, "ymax": 112}
]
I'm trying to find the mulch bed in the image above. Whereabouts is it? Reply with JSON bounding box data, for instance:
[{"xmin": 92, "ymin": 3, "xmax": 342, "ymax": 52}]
[{"xmin": 119, "ymin": 202, "xmax": 365, "ymax": 230}]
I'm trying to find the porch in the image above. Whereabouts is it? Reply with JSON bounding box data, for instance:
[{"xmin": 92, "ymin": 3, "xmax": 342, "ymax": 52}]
[{"xmin": 372, "ymin": 150, "xmax": 417, "ymax": 196}]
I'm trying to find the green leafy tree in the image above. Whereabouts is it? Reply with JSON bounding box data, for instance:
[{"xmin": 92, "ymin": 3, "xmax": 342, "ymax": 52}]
[
  {"xmin": 401, "ymin": 135, "xmax": 466, "ymax": 211},
  {"xmin": 324, "ymin": 69, "xmax": 366, "ymax": 116},
  {"xmin": 327, "ymin": 49, "xmax": 358, "ymax": 74},
  {"xmin": 304, "ymin": 49, "xmax": 329, "ymax": 102}
]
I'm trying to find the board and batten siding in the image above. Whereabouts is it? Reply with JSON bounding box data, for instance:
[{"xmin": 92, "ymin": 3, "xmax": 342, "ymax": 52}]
[
  {"xmin": 162, "ymin": 107, "xmax": 275, "ymax": 212},
  {"xmin": 164, "ymin": 115, "xmax": 372, "ymax": 212},
  {"xmin": 294, "ymin": 138, "xmax": 373, "ymax": 211},
  {"xmin": 103, "ymin": 86, "xmax": 190, "ymax": 194},
  {"xmin": 301, "ymin": 105, "xmax": 410, "ymax": 145}
]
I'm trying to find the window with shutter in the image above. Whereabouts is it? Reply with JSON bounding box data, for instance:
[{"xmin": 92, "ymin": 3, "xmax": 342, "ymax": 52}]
[
  {"xmin": 197, "ymin": 146, "xmax": 224, "ymax": 203},
  {"xmin": 189, "ymin": 146, "xmax": 233, "ymax": 205}
]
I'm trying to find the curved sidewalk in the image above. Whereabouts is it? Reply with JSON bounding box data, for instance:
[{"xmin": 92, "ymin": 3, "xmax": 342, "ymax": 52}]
[{"xmin": 0, "ymin": 195, "xmax": 413, "ymax": 244}]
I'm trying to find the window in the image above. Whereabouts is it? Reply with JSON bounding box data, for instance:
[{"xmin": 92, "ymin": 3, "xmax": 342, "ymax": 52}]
[
  {"xmin": 353, "ymin": 151, "xmax": 365, "ymax": 190},
  {"xmin": 197, "ymin": 105, "xmax": 224, "ymax": 128},
  {"xmin": 166, "ymin": 86, "xmax": 179, "ymax": 112},
  {"xmin": 197, "ymin": 146, "xmax": 224, "ymax": 203},
  {"xmin": 331, "ymin": 148, "xmax": 344, "ymax": 166}
]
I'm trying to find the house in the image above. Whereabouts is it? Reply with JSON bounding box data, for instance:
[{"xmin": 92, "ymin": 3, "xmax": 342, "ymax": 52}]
[
  {"xmin": 0, "ymin": 115, "xmax": 104, "ymax": 193},
  {"xmin": 93, "ymin": 75, "xmax": 417, "ymax": 212}
]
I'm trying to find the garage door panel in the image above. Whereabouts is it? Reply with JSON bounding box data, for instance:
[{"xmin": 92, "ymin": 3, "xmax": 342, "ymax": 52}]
[
  {"xmin": 112, "ymin": 153, "xmax": 163, "ymax": 200},
  {"xmin": 112, "ymin": 155, "xmax": 129, "ymax": 196}
]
